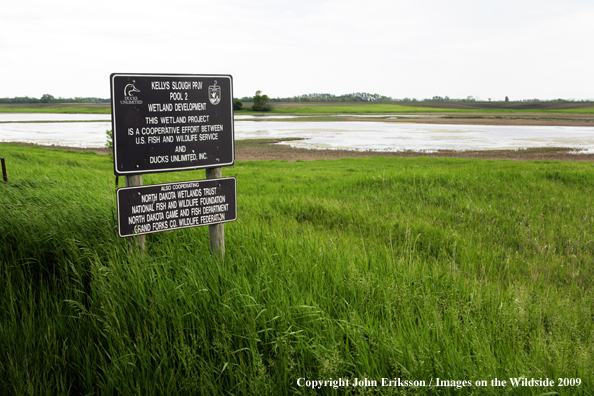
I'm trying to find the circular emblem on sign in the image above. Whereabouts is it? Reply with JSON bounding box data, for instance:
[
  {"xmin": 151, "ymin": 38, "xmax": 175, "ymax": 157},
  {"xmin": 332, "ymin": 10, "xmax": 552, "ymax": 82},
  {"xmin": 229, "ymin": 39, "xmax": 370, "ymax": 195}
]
[{"xmin": 209, "ymin": 80, "xmax": 221, "ymax": 105}]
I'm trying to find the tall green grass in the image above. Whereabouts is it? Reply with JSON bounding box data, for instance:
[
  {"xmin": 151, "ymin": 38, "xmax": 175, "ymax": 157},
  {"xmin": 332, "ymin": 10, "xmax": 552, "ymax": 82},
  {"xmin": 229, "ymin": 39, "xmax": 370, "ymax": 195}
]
[{"xmin": 0, "ymin": 143, "xmax": 593, "ymax": 395}]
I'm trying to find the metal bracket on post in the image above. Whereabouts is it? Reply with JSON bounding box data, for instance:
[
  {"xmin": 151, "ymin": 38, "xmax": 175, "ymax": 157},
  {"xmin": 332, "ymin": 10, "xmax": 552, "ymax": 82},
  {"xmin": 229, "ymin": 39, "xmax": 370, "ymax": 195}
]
[
  {"xmin": 206, "ymin": 167, "xmax": 225, "ymax": 258},
  {"xmin": 125, "ymin": 174, "xmax": 146, "ymax": 253}
]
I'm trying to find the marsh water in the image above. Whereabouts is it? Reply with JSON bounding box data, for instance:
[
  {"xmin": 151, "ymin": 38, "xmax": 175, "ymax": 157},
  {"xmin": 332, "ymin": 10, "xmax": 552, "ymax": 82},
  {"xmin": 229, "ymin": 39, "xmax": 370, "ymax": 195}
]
[{"xmin": 1, "ymin": 113, "xmax": 594, "ymax": 153}]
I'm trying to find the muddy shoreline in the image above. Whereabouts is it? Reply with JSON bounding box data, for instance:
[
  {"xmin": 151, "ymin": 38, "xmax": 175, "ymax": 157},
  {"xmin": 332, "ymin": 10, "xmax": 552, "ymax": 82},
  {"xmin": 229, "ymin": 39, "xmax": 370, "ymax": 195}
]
[{"xmin": 4, "ymin": 140, "xmax": 594, "ymax": 163}]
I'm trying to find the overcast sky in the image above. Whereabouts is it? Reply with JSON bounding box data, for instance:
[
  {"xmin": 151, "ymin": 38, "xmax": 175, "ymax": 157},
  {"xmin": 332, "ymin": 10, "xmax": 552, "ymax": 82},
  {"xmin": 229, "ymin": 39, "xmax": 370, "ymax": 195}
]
[{"xmin": 2, "ymin": 0, "xmax": 593, "ymax": 101}]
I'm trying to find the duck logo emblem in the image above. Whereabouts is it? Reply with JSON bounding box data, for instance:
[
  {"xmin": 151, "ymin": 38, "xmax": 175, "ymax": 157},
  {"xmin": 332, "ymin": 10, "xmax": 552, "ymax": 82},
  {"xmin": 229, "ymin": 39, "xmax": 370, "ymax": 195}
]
[
  {"xmin": 119, "ymin": 83, "xmax": 143, "ymax": 105},
  {"xmin": 208, "ymin": 81, "xmax": 221, "ymax": 105},
  {"xmin": 124, "ymin": 84, "xmax": 140, "ymax": 97}
]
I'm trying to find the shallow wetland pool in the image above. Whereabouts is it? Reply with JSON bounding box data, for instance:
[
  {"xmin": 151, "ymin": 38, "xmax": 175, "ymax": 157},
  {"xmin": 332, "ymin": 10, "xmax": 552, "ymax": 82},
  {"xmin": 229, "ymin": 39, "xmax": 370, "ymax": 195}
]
[{"xmin": 1, "ymin": 113, "xmax": 594, "ymax": 154}]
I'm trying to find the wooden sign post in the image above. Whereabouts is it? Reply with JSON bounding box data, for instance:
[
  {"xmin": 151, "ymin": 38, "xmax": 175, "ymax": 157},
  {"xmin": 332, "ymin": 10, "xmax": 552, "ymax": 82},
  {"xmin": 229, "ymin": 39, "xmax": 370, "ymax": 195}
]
[
  {"xmin": 206, "ymin": 167, "xmax": 224, "ymax": 257},
  {"xmin": 125, "ymin": 174, "xmax": 146, "ymax": 252}
]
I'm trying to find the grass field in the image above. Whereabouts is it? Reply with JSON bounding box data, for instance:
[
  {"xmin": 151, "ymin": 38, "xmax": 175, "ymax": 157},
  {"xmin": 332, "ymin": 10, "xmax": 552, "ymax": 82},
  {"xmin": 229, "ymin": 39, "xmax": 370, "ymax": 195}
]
[
  {"xmin": 2, "ymin": 102, "xmax": 594, "ymax": 115},
  {"xmin": 265, "ymin": 104, "xmax": 594, "ymax": 115},
  {"xmin": 1, "ymin": 143, "xmax": 593, "ymax": 395}
]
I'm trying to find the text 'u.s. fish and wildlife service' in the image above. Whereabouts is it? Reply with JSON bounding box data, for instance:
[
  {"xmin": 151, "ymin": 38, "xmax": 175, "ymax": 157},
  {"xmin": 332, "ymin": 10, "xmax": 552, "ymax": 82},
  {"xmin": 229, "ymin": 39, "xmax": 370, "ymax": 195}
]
[{"xmin": 110, "ymin": 74, "xmax": 234, "ymax": 175}]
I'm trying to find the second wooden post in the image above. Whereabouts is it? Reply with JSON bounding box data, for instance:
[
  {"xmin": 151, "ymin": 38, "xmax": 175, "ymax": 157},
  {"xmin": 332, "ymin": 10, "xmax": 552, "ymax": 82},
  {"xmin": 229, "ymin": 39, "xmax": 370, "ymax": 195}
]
[
  {"xmin": 125, "ymin": 174, "xmax": 146, "ymax": 253},
  {"xmin": 206, "ymin": 167, "xmax": 224, "ymax": 258}
]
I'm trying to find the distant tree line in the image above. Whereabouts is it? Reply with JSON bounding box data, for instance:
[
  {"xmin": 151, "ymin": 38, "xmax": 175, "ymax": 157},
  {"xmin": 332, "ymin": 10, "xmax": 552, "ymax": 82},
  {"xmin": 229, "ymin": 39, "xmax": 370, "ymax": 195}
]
[
  {"xmin": 0, "ymin": 95, "xmax": 109, "ymax": 104},
  {"xmin": 240, "ymin": 92, "xmax": 592, "ymax": 104},
  {"xmin": 241, "ymin": 92, "xmax": 395, "ymax": 103},
  {"xmin": 515, "ymin": 98, "xmax": 586, "ymax": 103},
  {"xmin": 3, "ymin": 93, "xmax": 590, "ymax": 106},
  {"xmin": 416, "ymin": 97, "xmax": 591, "ymax": 103},
  {"xmin": 426, "ymin": 96, "xmax": 478, "ymax": 102}
]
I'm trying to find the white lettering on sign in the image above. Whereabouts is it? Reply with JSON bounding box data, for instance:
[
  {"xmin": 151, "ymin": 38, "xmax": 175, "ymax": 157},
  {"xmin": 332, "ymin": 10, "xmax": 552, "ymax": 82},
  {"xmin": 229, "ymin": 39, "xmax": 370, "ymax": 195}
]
[
  {"xmin": 151, "ymin": 81, "xmax": 170, "ymax": 90},
  {"xmin": 199, "ymin": 133, "xmax": 218, "ymax": 141},
  {"xmin": 150, "ymin": 80, "xmax": 202, "ymax": 91},
  {"xmin": 120, "ymin": 179, "xmax": 235, "ymax": 237},
  {"xmin": 131, "ymin": 203, "xmax": 155, "ymax": 214},
  {"xmin": 113, "ymin": 74, "xmax": 233, "ymax": 175},
  {"xmin": 201, "ymin": 124, "xmax": 223, "ymax": 132},
  {"xmin": 150, "ymin": 156, "xmax": 169, "ymax": 163},
  {"xmin": 203, "ymin": 204, "xmax": 229, "ymax": 214},
  {"xmin": 141, "ymin": 126, "xmax": 179, "ymax": 135},
  {"xmin": 174, "ymin": 102, "xmax": 207, "ymax": 112},
  {"xmin": 170, "ymin": 154, "xmax": 198, "ymax": 162},
  {"xmin": 160, "ymin": 116, "xmax": 187, "ymax": 124},
  {"xmin": 140, "ymin": 193, "xmax": 158, "ymax": 203},
  {"xmin": 159, "ymin": 192, "xmax": 176, "ymax": 200},
  {"xmin": 147, "ymin": 103, "xmax": 173, "ymax": 112},
  {"xmin": 147, "ymin": 212, "xmax": 164, "ymax": 221},
  {"xmin": 200, "ymin": 196, "xmax": 226, "ymax": 205},
  {"xmin": 178, "ymin": 198, "xmax": 201, "ymax": 208},
  {"xmin": 128, "ymin": 214, "xmax": 146, "ymax": 225},
  {"xmin": 177, "ymin": 189, "xmax": 202, "ymax": 198},
  {"xmin": 166, "ymin": 210, "xmax": 179, "ymax": 219},
  {"xmin": 173, "ymin": 182, "xmax": 201, "ymax": 189},
  {"xmin": 181, "ymin": 126, "xmax": 201, "ymax": 133},
  {"xmin": 179, "ymin": 217, "xmax": 201, "ymax": 226},
  {"xmin": 170, "ymin": 92, "xmax": 187, "ymax": 101},
  {"xmin": 152, "ymin": 221, "xmax": 168, "ymax": 231},
  {"xmin": 176, "ymin": 134, "xmax": 198, "ymax": 142},
  {"xmin": 135, "ymin": 224, "xmax": 152, "ymax": 233},
  {"xmin": 201, "ymin": 214, "xmax": 225, "ymax": 223},
  {"xmin": 187, "ymin": 115, "xmax": 209, "ymax": 123},
  {"xmin": 172, "ymin": 81, "xmax": 192, "ymax": 90}
]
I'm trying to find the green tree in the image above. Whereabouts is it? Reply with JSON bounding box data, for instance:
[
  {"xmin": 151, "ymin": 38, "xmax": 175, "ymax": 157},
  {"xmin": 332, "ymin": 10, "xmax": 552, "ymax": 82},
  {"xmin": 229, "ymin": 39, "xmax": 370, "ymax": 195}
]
[
  {"xmin": 505, "ymin": 96, "xmax": 509, "ymax": 102},
  {"xmin": 251, "ymin": 90, "xmax": 271, "ymax": 111},
  {"xmin": 40, "ymin": 94, "xmax": 55, "ymax": 103},
  {"xmin": 233, "ymin": 98, "xmax": 243, "ymax": 111}
]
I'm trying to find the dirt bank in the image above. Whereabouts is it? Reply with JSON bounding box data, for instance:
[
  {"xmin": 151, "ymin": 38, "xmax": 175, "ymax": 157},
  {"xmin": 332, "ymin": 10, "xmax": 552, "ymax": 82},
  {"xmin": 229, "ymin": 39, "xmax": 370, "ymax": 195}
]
[
  {"xmin": 234, "ymin": 139, "xmax": 594, "ymax": 162},
  {"xmin": 5, "ymin": 140, "xmax": 593, "ymax": 163}
]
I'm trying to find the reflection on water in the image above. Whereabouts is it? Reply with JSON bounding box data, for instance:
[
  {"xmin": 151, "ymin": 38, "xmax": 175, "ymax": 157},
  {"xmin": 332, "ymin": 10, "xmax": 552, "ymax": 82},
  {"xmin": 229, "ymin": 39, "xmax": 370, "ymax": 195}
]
[{"xmin": 1, "ymin": 115, "xmax": 593, "ymax": 153}]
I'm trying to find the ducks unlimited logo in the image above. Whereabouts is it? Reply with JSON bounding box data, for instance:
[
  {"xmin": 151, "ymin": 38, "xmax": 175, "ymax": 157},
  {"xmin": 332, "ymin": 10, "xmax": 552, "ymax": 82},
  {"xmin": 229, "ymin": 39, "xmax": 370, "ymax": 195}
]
[{"xmin": 120, "ymin": 83, "xmax": 143, "ymax": 105}]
